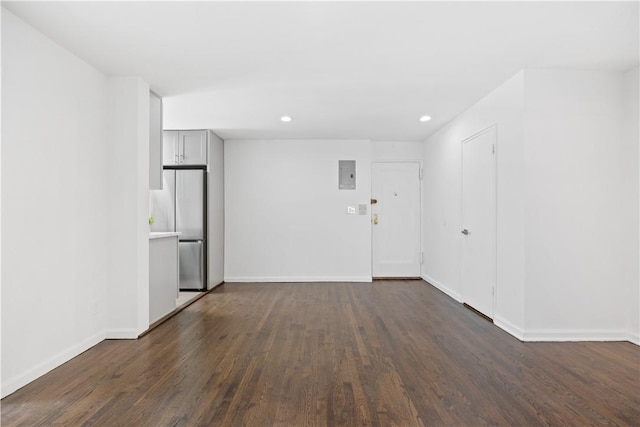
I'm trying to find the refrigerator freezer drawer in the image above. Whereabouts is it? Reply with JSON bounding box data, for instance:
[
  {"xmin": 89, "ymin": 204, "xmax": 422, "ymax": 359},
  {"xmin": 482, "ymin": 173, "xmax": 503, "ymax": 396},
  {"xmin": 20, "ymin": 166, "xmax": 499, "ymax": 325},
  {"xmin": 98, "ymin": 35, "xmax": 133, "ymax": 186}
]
[{"xmin": 179, "ymin": 241, "xmax": 204, "ymax": 290}]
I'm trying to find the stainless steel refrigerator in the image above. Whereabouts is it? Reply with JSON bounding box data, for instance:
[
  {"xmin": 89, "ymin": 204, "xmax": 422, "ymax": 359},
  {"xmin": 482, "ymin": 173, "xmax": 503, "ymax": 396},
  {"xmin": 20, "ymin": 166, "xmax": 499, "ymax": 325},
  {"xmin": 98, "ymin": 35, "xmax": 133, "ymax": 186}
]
[{"xmin": 150, "ymin": 166, "xmax": 207, "ymax": 290}]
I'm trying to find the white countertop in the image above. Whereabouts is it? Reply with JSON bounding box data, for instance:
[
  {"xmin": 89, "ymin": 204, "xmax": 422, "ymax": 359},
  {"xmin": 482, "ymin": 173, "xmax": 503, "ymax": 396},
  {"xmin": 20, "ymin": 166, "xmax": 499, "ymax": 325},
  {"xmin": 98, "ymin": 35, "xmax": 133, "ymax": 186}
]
[{"xmin": 149, "ymin": 232, "xmax": 181, "ymax": 240}]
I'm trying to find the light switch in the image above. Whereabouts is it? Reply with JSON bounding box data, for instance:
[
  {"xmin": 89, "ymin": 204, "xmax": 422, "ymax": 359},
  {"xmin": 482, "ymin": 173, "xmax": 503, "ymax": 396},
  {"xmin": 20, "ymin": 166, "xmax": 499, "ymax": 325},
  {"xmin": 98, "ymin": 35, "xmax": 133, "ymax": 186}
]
[
  {"xmin": 346, "ymin": 206, "xmax": 356, "ymax": 214},
  {"xmin": 358, "ymin": 204, "xmax": 367, "ymax": 215}
]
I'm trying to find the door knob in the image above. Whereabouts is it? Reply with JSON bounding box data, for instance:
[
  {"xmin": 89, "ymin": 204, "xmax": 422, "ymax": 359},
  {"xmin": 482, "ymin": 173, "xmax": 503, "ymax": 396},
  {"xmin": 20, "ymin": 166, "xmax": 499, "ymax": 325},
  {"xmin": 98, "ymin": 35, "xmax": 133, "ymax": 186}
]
[
  {"xmin": 461, "ymin": 229, "xmax": 469, "ymax": 235},
  {"xmin": 373, "ymin": 214, "xmax": 379, "ymax": 225}
]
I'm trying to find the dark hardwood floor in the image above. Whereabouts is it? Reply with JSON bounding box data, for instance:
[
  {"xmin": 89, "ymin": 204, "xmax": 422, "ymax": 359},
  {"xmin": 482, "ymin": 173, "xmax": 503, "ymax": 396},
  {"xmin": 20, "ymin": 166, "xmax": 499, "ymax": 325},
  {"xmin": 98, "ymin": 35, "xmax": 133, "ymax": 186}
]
[{"xmin": 2, "ymin": 281, "xmax": 639, "ymax": 426}]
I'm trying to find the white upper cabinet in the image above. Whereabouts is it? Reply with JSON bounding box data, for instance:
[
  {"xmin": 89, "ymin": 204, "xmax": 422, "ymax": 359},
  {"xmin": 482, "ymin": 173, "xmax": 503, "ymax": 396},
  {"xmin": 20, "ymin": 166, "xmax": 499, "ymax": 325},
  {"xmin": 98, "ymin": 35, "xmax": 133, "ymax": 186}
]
[
  {"xmin": 179, "ymin": 130, "xmax": 208, "ymax": 165},
  {"xmin": 163, "ymin": 131, "xmax": 179, "ymax": 165},
  {"xmin": 163, "ymin": 130, "xmax": 208, "ymax": 165},
  {"xmin": 149, "ymin": 91, "xmax": 163, "ymax": 189}
]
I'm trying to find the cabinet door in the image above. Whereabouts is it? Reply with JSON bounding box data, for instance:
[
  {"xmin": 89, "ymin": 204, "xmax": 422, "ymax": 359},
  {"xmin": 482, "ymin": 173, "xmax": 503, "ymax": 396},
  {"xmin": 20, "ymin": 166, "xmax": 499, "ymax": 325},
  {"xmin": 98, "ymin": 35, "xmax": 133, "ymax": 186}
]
[
  {"xmin": 149, "ymin": 237, "xmax": 179, "ymax": 323},
  {"xmin": 149, "ymin": 92, "xmax": 163, "ymax": 189},
  {"xmin": 179, "ymin": 130, "xmax": 207, "ymax": 165},
  {"xmin": 163, "ymin": 130, "xmax": 179, "ymax": 165}
]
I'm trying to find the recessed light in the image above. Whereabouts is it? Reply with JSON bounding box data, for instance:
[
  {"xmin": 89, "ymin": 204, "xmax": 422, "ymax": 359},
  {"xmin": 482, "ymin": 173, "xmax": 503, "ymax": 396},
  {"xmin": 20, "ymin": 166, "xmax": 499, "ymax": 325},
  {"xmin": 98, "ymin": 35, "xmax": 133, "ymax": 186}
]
[
  {"xmin": 281, "ymin": 115, "xmax": 292, "ymax": 122},
  {"xmin": 419, "ymin": 115, "xmax": 432, "ymax": 122}
]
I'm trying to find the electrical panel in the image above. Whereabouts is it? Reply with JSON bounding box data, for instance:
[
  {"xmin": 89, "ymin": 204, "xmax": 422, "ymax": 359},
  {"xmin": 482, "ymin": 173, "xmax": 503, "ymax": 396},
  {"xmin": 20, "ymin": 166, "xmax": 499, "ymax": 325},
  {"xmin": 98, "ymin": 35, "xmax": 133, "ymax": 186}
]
[{"xmin": 339, "ymin": 160, "xmax": 356, "ymax": 190}]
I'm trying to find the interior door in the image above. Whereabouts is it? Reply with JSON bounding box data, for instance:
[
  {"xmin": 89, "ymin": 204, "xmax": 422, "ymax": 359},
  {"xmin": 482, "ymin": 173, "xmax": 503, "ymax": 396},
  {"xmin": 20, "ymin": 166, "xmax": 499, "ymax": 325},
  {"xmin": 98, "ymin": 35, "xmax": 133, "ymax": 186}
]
[
  {"xmin": 461, "ymin": 125, "xmax": 496, "ymax": 319},
  {"xmin": 372, "ymin": 162, "xmax": 421, "ymax": 278}
]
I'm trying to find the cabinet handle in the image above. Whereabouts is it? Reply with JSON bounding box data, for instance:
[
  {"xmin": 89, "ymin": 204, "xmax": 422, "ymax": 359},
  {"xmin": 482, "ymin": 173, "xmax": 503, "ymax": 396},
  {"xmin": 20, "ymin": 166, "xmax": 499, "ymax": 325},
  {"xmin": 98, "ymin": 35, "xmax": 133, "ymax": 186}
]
[
  {"xmin": 175, "ymin": 154, "xmax": 179, "ymax": 164},
  {"xmin": 179, "ymin": 153, "xmax": 184, "ymax": 163}
]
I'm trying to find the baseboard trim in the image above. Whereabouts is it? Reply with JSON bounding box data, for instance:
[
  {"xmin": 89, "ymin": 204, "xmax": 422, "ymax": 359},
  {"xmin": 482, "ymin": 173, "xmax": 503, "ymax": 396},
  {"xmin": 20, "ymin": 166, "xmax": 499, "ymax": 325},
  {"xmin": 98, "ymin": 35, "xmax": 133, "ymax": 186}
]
[
  {"xmin": 105, "ymin": 328, "xmax": 139, "ymax": 339},
  {"xmin": 1, "ymin": 330, "xmax": 106, "ymax": 399},
  {"xmin": 626, "ymin": 331, "xmax": 640, "ymax": 346},
  {"xmin": 224, "ymin": 276, "xmax": 373, "ymax": 283},
  {"xmin": 494, "ymin": 315, "xmax": 525, "ymax": 340},
  {"xmin": 419, "ymin": 277, "xmax": 639, "ymax": 346},
  {"xmin": 521, "ymin": 329, "xmax": 640, "ymax": 343},
  {"xmin": 421, "ymin": 274, "xmax": 462, "ymax": 302}
]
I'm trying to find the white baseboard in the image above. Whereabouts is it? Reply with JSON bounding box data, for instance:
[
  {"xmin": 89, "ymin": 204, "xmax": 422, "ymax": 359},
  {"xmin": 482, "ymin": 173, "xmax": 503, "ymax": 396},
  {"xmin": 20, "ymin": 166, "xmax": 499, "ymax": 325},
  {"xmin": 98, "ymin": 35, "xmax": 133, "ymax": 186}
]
[
  {"xmin": 522, "ymin": 329, "xmax": 638, "ymax": 343},
  {"xmin": 1, "ymin": 330, "xmax": 106, "ymax": 399},
  {"xmin": 494, "ymin": 315, "xmax": 525, "ymax": 340},
  {"xmin": 491, "ymin": 321, "xmax": 639, "ymax": 345},
  {"xmin": 105, "ymin": 328, "xmax": 140, "ymax": 339},
  {"xmin": 421, "ymin": 274, "xmax": 462, "ymax": 302},
  {"xmin": 494, "ymin": 319, "xmax": 640, "ymax": 345},
  {"xmin": 224, "ymin": 276, "xmax": 373, "ymax": 283},
  {"xmin": 626, "ymin": 331, "xmax": 640, "ymax": 346},
  {"xmin": 419, "ymin": 275, "xmax": 639, "ymax": 346}
]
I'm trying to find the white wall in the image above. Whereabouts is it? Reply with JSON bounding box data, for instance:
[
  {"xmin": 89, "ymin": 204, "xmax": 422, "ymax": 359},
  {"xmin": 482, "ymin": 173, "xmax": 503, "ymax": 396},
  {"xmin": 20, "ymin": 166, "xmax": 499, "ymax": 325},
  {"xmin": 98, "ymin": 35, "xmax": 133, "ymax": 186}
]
[
  {"xmin": 107, "ymin": 77, "xmax": 150, "ymax": 338},
  {"xmin": 208, "ymin": 131, "xmax": 225, "ymax": 288},
  {"xmin": 522, "ymin": 69, "xmax": 637, "ymax": 341},
  {"xmin": 1, "ymin": 11, "xmax": 153, "ymax": 397},
  {"xmin": 1, "ymin": 10, "xmax": 110, "ymax": 396},
  {"xmin": 423, "ymin": 71, "xmax": 526, "ymax": 335},
  {"xmin": 625, "ymin": 67, "xmax": 640, "ymax": 343},
  {"xmin": 423, "ymin": 68, "xmax": 639, "ymax": 343},
  {"xmin": 224, "ymin": 139, "xmax": 372, "ymax": 282},
  {"xmin": 372, "ymin": 141, "xmax": 425, "ymax": 163}
]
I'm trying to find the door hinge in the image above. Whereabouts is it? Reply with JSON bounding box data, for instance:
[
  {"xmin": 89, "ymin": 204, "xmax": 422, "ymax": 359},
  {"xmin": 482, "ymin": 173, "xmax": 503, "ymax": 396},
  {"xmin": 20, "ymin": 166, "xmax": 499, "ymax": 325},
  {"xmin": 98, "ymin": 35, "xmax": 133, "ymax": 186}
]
[
  {"xmin": 492, "ymin": 144, "xmax": 495, "ymax": 154},
  {"xmin": 419, "ymin": 168, "xmax": 424, "ymax": 180}
]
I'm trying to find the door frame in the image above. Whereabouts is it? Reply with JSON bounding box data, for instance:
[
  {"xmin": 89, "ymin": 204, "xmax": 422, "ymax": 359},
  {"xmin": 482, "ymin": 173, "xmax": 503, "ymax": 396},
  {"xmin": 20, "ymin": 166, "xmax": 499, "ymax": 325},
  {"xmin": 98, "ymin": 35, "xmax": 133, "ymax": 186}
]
[
  {"xmin": 460, "ymin": 124, "xmax": 497, "ymax": 318},
  {"xmin": 371, "ymin": 161, "xmax": 423, "ymax": 279}
]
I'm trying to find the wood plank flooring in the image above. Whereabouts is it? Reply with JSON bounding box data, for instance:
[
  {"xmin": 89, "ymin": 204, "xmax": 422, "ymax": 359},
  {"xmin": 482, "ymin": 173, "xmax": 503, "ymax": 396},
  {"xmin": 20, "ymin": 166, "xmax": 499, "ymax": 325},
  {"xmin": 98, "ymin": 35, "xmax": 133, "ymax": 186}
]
[{"xmin": 2, "ymin": 281, "xmax": 639, "ymax": 426}]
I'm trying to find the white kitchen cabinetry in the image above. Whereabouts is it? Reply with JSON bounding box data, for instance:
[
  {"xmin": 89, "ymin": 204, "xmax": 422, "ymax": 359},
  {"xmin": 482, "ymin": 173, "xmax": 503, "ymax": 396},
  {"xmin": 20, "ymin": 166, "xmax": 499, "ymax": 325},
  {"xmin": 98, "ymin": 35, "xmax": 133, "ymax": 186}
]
[
  {"xmin": 149, "ymin": 233, "xmax": 179, "ymax": 324},
  {"xmin": 162, "ymin": 130, "xmax": 179, "ymax": 165},
  {"xmin": 207, "ymin": 131, "xmax": 225, "ymax": 289},
  {"xmin": 149, "ymin": 91, "xmax": 163, "ymax": 189},
  {"xmin": 163, "ymin": 130, "xmax": 208, "ymax": 165}
]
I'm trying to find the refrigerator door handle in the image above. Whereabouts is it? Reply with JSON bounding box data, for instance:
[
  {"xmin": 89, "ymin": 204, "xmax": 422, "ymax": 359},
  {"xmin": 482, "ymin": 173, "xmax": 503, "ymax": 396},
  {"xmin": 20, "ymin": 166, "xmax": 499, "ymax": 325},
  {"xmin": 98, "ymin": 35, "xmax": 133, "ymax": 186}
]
[{"xmin": 173, "ymin": 171, "xmax": 177, "ymax": 232}]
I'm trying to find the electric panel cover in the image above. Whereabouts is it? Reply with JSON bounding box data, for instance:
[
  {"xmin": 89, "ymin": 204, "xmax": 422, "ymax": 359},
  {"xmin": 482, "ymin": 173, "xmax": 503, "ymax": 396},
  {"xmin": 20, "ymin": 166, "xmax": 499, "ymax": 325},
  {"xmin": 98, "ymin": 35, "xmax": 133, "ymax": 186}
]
[{"xmin": 339, "ymin": 160, "xmax": 356, "ymax": 190}]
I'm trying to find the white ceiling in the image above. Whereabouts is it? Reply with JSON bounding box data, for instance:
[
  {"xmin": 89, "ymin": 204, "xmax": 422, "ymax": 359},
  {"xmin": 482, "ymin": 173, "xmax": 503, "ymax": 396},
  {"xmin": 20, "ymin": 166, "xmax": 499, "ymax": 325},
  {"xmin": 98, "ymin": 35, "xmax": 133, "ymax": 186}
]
[{"xmin": 3, "ymin": 1, "xmax": 639, "ymax": 141}]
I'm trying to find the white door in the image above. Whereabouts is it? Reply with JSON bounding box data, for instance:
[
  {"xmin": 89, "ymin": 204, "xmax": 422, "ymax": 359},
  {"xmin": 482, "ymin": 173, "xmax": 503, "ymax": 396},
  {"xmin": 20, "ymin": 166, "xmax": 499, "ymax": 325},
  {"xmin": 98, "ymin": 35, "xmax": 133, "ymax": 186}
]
[
  {"xmin": 372, "ymin": 162, "xmax": 421, "ymax": 278},
  {"xmin": 461, "ymin": 126, "xmax": 496, "ymax": 319}
]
